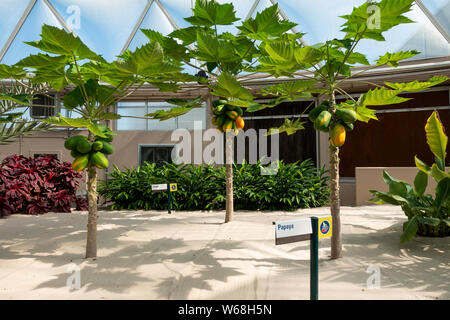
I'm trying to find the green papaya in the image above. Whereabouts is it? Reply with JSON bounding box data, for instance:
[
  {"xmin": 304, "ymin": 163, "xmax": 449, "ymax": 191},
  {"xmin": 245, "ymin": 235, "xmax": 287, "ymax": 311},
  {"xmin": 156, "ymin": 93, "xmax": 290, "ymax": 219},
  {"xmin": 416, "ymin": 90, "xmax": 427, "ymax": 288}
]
[
  {"xmin": 226, "ymin": 110, "xmax": 239, "ymax": 120},
  {"xmin": 64, "ymin": 135, "xmax": 87, "ymax": 151},
  {"xmin": 76, "ymin": 139, "xmax": 92, "ymax": 154},
  {"xmin": 213, "ymin": 99, "xmax": 227, "ymax": 107},
  {"xmin": 341, "ymin": 121, "xmax": 354, "ymax": 132},
  {"xmin": 213, "ymin": 105, "xmax": 226, "ymax": 116},
  {"xmin": 92, "ymin": 141, "xmax": 104, "ymax": 152},
  {"xmin": 72, "ymin": 154, "xmax": 89, "ymax": 172},
  {"xmin": 235, "ymin": 106, "xmax": 243, "ymax": 116},
  {"xmin": 95, "ymin": 133, "xmax": 113, "ymax": 143},
  {"xmin": 314, "ymin": 110, "xmax": 332, "ymax": 132},
  {"xmin": 308, "ymin": 104, "xmax": 329, "ymax": 122},
  {"xmin": 90, "ymin": 152, "xmax": 109, "ymax": 169},
  {"xmin": 336, "ymin": 109, "xmax": 357, "ymax": 124},
  {"xmin": 70, "ymin": 150, "xmax": 81, "ymax": 158},
  {"xmin": 216, "ymin": 115, "xmax": 226, "ymax": 127},
  {"xmin": 100, "ymin": 141, "xmax": 114, "ymax": 155}
]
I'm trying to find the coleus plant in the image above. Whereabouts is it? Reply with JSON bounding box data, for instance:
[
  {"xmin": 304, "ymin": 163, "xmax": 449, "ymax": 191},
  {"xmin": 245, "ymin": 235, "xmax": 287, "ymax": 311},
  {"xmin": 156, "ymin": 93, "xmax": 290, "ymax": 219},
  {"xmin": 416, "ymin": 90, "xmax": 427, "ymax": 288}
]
[
  {"xmin": 0, "ymin": 155, "xmax": 87, "ymax": 217},
  {"xmin": 0, "ymin": 25, "xmax": 201, "ymax": 258}
]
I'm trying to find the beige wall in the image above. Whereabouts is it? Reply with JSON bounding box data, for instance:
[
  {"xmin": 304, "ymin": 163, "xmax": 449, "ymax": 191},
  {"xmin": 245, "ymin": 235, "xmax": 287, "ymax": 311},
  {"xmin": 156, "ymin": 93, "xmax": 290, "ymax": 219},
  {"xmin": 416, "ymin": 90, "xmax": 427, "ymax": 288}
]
[{"xmin": 355, "ymin": 167, "xmax": 447, "ymax": 206}]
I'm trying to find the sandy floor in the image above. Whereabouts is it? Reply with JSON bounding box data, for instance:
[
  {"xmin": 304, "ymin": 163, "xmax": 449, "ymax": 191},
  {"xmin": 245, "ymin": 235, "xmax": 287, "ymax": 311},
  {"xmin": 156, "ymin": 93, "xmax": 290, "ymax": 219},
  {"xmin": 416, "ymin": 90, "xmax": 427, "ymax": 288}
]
[{"xmin": 0, "ymin": 205, "xmax": 448, "ymax": 300}]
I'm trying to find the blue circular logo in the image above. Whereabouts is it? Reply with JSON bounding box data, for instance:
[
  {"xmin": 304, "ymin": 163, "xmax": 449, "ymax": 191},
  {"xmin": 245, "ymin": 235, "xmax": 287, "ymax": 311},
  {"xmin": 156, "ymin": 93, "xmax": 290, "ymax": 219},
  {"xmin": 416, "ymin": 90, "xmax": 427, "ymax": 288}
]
[{"xmin": 320, "ymin": 221, "xmax": 330, "ymax": 234}]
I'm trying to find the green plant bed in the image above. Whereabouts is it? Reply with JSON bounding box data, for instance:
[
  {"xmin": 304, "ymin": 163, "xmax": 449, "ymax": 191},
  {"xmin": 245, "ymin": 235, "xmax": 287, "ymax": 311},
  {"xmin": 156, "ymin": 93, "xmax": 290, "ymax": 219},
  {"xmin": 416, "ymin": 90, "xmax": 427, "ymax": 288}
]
[{"xmin": 99, "ymin": 159, "xmax": 330, "ymax": 211}]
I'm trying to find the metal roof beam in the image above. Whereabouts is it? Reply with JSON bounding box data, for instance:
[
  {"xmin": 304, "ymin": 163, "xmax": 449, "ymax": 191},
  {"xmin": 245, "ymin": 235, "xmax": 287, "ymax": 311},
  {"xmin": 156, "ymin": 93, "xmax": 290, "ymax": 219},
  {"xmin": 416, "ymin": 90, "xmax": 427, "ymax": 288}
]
[
  {"xmin": 415, "ymin": 0, "xmax": 450, "ymax": 44},
  {"xmin": 0, "ymin": 0, "xmax": 37, "ymax": 63}
]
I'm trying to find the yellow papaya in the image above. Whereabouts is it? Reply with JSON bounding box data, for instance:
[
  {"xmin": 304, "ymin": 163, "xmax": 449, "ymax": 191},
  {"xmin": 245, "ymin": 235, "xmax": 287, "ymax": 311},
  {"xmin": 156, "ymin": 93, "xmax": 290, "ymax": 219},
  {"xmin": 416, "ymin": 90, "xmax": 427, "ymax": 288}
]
[
  {"xmin": 226, "ymin": 110, "xmax": 238, "ymax": 120},
  {"xmin": 235, "ymin": 116, "xmax": 245, "ymax": 130},
  {"xmin": 314, "ymin": 110, "xmax": 332, "ymax": 132},
  {"xmin": 330, "ymin": 124, "xmax": 346, "ymax": 148},
  {"xmin": 222, "ymin": 119, "xmax": 233, "ymax": 131},
  {"xmin": 72, "ymin": 154, "xmax": 89, "ymax": 172}
]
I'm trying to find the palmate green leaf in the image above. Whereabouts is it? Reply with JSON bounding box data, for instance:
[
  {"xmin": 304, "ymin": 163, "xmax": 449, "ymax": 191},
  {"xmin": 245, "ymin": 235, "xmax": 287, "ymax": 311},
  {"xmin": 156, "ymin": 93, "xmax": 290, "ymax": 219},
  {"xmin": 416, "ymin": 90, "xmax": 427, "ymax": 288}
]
[
  {"xmin": 340, "ymin": 0, "xmax": 415, "ymax": 41},
  {"xmin": 341, "ymin": 99, "xmax": 377, "ymax": 123},
  {"xmin": 267, "ymin": 118, "xmax": 305, "ymax": 136},
  {"xmin": 31, "ymin": 67, "xmax": 68, "ymax": 91},
  {"xmin": 0, "ymin": 93, "xmax": 33, "ymax": 105},
  {"xmin": 196, "ymin": 31, "xmax": 219, "ymax": 61},
  {"xmin": 294, "ymin": 46, "xmax": 323, "ymax": 66},
  {"xmin": 260, "ymin": 80, "xmax": 317, "ymax": 101},
  {"xmin": 141, "ymin": 29, "xmax": 190, "ymax": 62},
  {"xmin": 376, "ymin": 50, "xmax": 420, "ymax": 67},
  {"xmin": 425, "ymin": 111, "xmax": 448, "ymax": 162},
  {"xmin": 400, "ymin": 215, "xmax": 419, "ymax": 244},
  {"xmin": 264, "ymin": 40, "xmax": 295, "ymax": 62},
  {"xmin": 44, "ymin": 115, "xmax": 107, "ymax": 138},
  {"xmin": 209, "ymin": 72, "xmax": 253, "ymax": 100},
  {"xmin": 237, "ymin": 4, "xmax": 297, "ymax": 41},
  {"xmin": 185, "ymin": 0, "xmax": 239, "ymax": 27},
  {"xmin": 385, "ymin": 76, "xmax": 449, "ymax": 92},
  {"xmin": 256, "ymin": 57, "xmax": 297, "ymax": 77},
  {"xmin": 246, "ymin": 97, "xmax": 285, "ymax": 112},
  {"xmin": 15, "ymin": 53, "xmax": 68, "ymax": 69},
  {"xmin": 146, "ymin": 96, "xmax": 203, "ymax": 121},
  {"xmin": 360, "ymin": 88, "xmax": 410, "ymax": 106},
  {"xmin": 0, "ymin": 64, "xmax": 27, "ymax": 79},
  {"xmin": 25, "ymin": 25, "xmax": 104, "ymax": 61},
  {"xmin": 115, "ymin": 42, "xmax": 164, "ymax": 75},
  {"xmin": 169, "ymin": 27, "xmax": 198, "ymax": 45}
]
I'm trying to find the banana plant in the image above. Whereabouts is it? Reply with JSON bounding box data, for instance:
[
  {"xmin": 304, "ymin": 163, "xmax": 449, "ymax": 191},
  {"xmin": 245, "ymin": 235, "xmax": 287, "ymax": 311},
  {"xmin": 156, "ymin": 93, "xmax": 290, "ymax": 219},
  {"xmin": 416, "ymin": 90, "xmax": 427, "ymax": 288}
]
[
  {"xmin": 241, "ymin": 0, "xmax": 449, "ymax": 258},
  {"xmin": 0, "ymin": 25, "xmax": 197, "ymax": 258},
  {"xmin": 370, "ymin": 111, "xmax": 449, "ymax": 243}
]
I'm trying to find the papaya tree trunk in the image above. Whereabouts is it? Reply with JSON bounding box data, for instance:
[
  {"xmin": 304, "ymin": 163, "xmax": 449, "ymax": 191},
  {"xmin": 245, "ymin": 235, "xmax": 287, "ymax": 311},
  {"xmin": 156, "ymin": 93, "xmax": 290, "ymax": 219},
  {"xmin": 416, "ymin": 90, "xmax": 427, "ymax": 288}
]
[
  {"xmin": 330, "ymin": 91, "xmax": 342, "ymax": 259},
  {"xmin": 85, "ymin": 133, "xmax": 98, "ymax": 258},
  {"xmin": 225, "ymin": 131, "xmax": 233, "ymax": 223}
]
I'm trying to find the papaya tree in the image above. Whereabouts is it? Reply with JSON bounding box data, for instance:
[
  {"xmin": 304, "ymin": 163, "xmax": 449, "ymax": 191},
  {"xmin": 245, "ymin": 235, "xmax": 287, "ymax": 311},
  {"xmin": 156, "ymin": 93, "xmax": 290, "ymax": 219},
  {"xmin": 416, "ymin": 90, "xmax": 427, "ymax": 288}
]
[
  {"xmin": 246, "ymin": 0, "xmax": 449, "ymax": 258},
  {"xmin": 140, "ymin": 0, "xmax": 310, "ymax": 223},
  {"xmin": 0, "ymin": 25, "xmax": 199, "ymax": 258}
]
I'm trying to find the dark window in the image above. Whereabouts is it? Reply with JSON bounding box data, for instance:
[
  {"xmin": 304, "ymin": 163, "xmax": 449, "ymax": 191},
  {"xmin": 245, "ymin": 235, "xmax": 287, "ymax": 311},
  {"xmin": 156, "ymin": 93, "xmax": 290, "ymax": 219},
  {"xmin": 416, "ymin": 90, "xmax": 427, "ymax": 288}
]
[
  {"xmin": 139, "ymin": 146, "xmax": 174, "ymax": 167},
  {"xmin": 31, "ymin": 94, "xmax": 56, "ymax": 119}
]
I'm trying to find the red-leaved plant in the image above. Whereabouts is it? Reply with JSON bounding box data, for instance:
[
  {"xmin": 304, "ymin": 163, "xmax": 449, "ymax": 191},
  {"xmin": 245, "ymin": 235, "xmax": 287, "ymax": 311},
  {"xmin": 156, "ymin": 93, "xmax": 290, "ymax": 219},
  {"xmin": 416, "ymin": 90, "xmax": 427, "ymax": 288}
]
[{"xmin": 0, "ymin": 155, "xmax": 88, "ymax": 217}]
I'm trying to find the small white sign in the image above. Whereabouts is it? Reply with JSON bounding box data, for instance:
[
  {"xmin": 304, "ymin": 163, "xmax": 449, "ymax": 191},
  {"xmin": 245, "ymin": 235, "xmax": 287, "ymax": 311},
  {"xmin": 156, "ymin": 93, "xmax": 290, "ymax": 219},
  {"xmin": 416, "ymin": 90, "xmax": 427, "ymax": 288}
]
[
  {"xmin": 275, "ymin": 218, "xmax": 312, "ymax": 239},
  {"xmin": 151, "ymin": 184, "xmax": 167, "ymax": 191}
]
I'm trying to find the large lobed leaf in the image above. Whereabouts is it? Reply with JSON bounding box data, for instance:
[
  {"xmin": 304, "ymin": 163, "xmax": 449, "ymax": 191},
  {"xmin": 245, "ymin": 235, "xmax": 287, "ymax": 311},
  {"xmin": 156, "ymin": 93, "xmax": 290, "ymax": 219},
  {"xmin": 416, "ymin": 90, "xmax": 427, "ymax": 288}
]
[
  {"xmin": 185, "ymin": 0, "xmax": 239, "ymax": 27},
  {"xmin": 209, "ymin": 72, "xmax": 254, "ymax": 100}
]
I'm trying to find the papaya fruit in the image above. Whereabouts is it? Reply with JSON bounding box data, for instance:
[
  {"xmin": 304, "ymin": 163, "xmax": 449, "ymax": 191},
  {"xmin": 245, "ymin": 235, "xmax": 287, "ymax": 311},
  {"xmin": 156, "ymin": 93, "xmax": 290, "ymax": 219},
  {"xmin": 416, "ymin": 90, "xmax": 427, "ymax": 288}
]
[
  {"xmin": 235, "ymin": 116, "xmax": 245, "ymax": 130},
  {"xmin": 70, "ymin": 150, "xmax": 81, "ymax": 158},
  {"xmin": 308, "ymin": 104, "xmax": 328, "ymax": 122},
  {"xmin": 72, "ymin": 154, "xmax": 89, "ymax": 172},
  {"xmin": 216, "ymin": 115, "xmax": 226, "ymax": 127},
  {"xmin": 92, "ymin": 141, "xmax": 103, "ymax": 152},
  {"xmin": 314, "ymin": 110, "xmax": 332, "ymax": 132},
  {"xmin": 95, "ymin": 133, "xmax": 113, "ymax": 143},
  {"xmin": 76, "ymin": 139, "xmax": 92, "ymax": 154},
  {"xmin": 64, "ymin": 135, "xmax": 87, "ymax": 151},
  {"xmin": 225, "ymin": 104, "xmax": 236, "ymax": 111},
  {"xmin": 226, "ymin": 110, "xmax": 239, "ymax": 120},
  {"xmin": 222, "ymin": 119, "xmax": 233, "ymax": 131},
  {"xmin": 213, "ymin": 99, "xmax": 227, "ymax": 107},
  {"xmin": 211, "ymin": 117, "xmax": 218, "ymax": 126},
  {"xmin": 235, "ymin": 106, "xmax": 243, "ymax": 116},
  {"xmin": 341, "ymin": 121, "xmax": 354, "ymax": 132},
  {"xmin": 336, "ymin": 109, "xmax": 357, "ymax": 124},
  {"xmin": 330, "ymin": 123, "xmax": 346, "ymax": 148},
  {"xmin": 90, "ymin": 151, "xmax": 109, "ymax": 169},
  {"xmin": 100, "ymin": 141, "xmax": 114, "ymax": 155},
  {"xmin": 213, "ymin": 105, "xmax": 226, "ymax": 116}
]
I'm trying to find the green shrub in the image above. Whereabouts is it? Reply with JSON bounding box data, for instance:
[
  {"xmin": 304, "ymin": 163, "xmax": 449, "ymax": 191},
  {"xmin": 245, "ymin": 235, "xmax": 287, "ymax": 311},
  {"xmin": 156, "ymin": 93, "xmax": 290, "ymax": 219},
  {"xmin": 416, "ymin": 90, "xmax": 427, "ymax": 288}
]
[{"xmin": 99, "ymin": 159, "xmax": 330, "ymax": 211}]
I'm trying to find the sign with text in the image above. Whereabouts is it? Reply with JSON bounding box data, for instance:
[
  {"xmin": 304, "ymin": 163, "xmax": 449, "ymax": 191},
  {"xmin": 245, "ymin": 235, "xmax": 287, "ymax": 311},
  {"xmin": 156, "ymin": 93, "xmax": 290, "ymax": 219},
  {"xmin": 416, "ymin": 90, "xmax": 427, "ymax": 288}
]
[
  {"xmin": 318, "ymin": 217, "xmax": 332, "ymax": 239},
  {"xmin": 274, "ymin": 218, "xmax": 312, "ymax": 245},
  {"xmin": 151, "ymin": 184, "xmax": 167, "ymax": 191}
]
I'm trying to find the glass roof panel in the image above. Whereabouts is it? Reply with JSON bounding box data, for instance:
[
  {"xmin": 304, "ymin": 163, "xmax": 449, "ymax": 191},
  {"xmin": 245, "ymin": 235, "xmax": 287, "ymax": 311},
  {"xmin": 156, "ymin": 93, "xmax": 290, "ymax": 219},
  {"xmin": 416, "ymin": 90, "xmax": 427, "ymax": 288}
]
[
  {"xmin": 1, "ymin": 0, "xmax": 63, "ymax": 65},
  {"xmin": 421, "ymin": 0, "xmax": 450, "ymax": 34},
  {"xmin": 0, "ymin": 0, "xmax": 31, "ymax": 54},
  {"xmin": 127, "ymin": 1, "xmax": 175, "ymax": 51},
  {"xmin": 48, "ymin": 0, "xmax": 149, "ymax": 62}
]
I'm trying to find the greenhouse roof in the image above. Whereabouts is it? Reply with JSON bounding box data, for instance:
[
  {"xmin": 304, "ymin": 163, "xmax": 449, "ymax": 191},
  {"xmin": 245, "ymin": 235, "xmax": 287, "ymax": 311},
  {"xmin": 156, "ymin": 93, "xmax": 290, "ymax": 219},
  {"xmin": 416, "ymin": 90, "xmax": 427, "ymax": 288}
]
[{"xmin": 0, "ymin": 0, "xmax": 449, "ymax": 68}]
